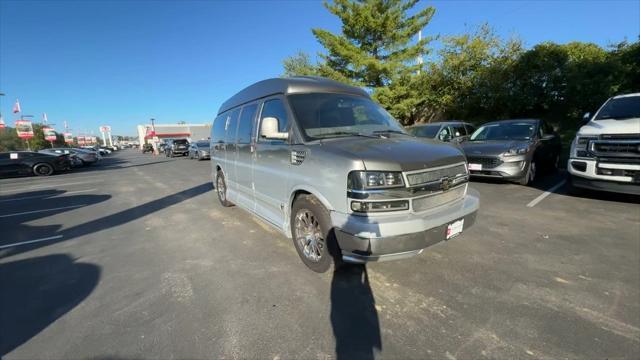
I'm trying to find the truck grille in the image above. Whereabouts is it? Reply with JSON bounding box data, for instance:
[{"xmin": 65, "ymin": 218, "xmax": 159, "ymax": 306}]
[
  {"xmin": 466, "ymin": 157, "xmax": 503, "ymax": 169},
  {"xmin": 412, "ymin": 184, "xmax": 466, "ymax": 212},
  {"xmin": 590, "ymin": 137, "xmax": 640, "ymax": 158},
  {"xmin": 405, "ymin": 163, "xmax": 467, "ymax": 186}
]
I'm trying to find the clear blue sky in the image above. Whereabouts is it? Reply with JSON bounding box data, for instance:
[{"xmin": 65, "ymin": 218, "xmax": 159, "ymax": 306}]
[{"xmin": 1, "ymin": 0, "xmax": 638, "ymax": 136}]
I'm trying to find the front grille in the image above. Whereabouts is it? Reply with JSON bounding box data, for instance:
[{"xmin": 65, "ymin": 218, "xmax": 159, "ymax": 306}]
[
  {"xmin": 412, "ymin": 184, "xmax": 466, "ymax": 212},
  {"xmin": 590, "ymin": 139, "xmax": 640, "ymax": 158},
  {"xmin": 406, "ymin": 163, "xmax": 467, "ymax": 186},
  {"xmin": 466, "ymin": 157, "xmax": 503, "ymax": 169}
]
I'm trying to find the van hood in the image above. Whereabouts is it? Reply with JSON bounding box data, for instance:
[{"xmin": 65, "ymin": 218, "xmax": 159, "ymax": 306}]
[
  {"xmin": 578, "ymin": 118, "xmax": 640, "ymax": 136},
  {"xmin": 320, "ymin": 135, "xmax": 466, "ymax": 172},
  {"xmin": 460, "ymin": 140, "xmax": 532, "ymax": 157}
]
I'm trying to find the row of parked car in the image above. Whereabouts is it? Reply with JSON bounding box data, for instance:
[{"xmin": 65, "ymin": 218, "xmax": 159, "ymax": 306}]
[
  {"xmin": 141, "ymin": 139, "xmax": 211, "ymax": 160},
  {"xmin": 0, "ymin": 145, "xmax": 122, "ymax": 178}
]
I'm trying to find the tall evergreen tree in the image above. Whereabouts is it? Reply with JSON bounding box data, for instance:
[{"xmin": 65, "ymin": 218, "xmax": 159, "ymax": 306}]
[{"xmin": 312, "ymin": 0, "xmax": 435, "ymax": 89}]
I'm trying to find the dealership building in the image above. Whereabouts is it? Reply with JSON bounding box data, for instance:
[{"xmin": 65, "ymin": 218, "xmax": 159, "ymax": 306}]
[{"xmin": 136, "ymin": 123, "xmax": 212, "ymax": 148}]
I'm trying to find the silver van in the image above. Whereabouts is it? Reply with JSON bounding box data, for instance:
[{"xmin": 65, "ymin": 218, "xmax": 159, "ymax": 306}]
[{"xmin": 211, "ymin": 77, "xmax": 479, "ymax": 272}]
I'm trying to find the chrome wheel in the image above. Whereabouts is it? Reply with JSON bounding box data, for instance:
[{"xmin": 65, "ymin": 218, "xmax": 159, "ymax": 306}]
[
  {"xmin": 294, "ymin": 209, "xmax": 325, "ymax": 262},
  {"xmin": 217, "ymin": 175, "xmax": 226, "ymax": 202}
]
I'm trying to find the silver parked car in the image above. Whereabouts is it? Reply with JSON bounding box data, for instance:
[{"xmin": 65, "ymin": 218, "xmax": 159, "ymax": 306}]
[
  {"xmin": 211, "ymin": 76, "xmax": 479, "ymax": 272},
  {"xmin": 188, "ymin": 140, "xmax": 210, "ymax": 160}
]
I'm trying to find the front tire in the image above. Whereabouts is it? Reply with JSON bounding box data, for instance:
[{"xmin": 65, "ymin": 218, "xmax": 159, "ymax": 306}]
[
  {"xmin": 33, "ymin": 163, "xmax": 54, "ymax": 176},
  {"xmin": 518, "ymin": 161, "xmax": 536, "ymax": 186},
  {"xmin": 216, "ymin": 170, "xmax": 233, "ymax": 207},
  {"xmin": 291, "ymin": 194, "xmax": 341, "ymax": 273}
]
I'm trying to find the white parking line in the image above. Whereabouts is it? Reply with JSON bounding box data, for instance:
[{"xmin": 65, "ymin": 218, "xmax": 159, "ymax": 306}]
[
  {"xmin": 526, "ymin": 180, "xmax": 567, "ymax": 208},
  {"xmin": 0, "ymin": 188, "xmax": 98, "ymax": 203},
  {"xmin": 0, "ymin": 204, "xmax": 85, "ymax": 218},
  {"xmin": 0, "ymin": 235, "xmax": 63, "ymax": 249},
  {"xmin": 0, "ymin": 180, "xmax": 103, "ymax": 194}
]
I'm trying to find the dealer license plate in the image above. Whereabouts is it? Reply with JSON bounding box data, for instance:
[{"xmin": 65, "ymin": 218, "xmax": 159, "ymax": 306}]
[
  {"xmin": 446, "ymin": 219, "xmax": 464, "ymax": 240},
  {"xmin": 468, "ymin": 163, "xmax": 482, "ymax": 171}
]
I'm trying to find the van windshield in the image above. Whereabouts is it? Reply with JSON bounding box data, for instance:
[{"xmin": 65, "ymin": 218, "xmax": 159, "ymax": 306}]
[{"xmin": 287, "ymin": 93, "xmax": 406, "ymax": 140}]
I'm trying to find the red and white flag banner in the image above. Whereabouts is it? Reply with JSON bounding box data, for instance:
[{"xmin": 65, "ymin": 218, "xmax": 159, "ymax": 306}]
[{"xmin": 13, "ymin": 99, "xmax": 21, "ymax": 114}]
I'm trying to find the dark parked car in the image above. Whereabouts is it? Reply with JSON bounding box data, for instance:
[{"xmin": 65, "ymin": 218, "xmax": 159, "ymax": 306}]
[
  {"xmin": 0, "ymin": 151, "xmax": 72, "ymax": 177},
  {"xmin": 165, "ymin": 139, "xmax": 189, "ymax": 157},
  {"xmin": 142, "ymin": 143, "xmax": 154, "ymax": 153},
  {"xmin": 460, "ymin": 119, "xmax": 561, "ymax": 185},
  {"xmin": 407, "ymin": 121, "xmax": 476, "ymax": 143},
  {"xmin": 188, "ymin": 140, "xmax": 210, "ymax": 160},
  {"xmin": 39, "ymin": 148, "xmax": 99, "ymax": 166}
]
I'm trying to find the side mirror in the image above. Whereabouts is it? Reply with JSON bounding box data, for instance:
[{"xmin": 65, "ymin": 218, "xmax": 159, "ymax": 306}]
[
  {"xmin": 581, "ymin": 112, "xmax": 591, "ymax": 126},
  {"xmin": 260, "ymin": 117, "xmax": 288, "ymax": 140}
]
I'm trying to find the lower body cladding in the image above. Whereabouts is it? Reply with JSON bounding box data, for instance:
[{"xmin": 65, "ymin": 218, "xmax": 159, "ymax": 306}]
[
  {"xmin": 467, "ymin": 155, "xmax": 528, "ymax": 181},
  {"xmin": 568, "ymin": 158, "xmax": 640, "ymax": 195},
  {"xmin": 331, "ymin": 194, "xmax": 479, "ymax": 263}
]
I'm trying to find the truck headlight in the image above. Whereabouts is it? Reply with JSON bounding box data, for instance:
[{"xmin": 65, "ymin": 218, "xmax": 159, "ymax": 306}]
[
  {"xmin": 348, "ymin": 171, "xmax": 404, "ymax": 190},
  {"xmin": 502, "ymin": 147, "xmax": 528, "ymax": 157},
  {"xmin": 571, "ymin": 136, "xmax": 596, "ymax": 158}
]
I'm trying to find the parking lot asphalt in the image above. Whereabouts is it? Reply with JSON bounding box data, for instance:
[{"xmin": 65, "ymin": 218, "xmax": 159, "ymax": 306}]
[{"xmin": 1, "ymin": 150, "xmax": 639, "ymax": 359}]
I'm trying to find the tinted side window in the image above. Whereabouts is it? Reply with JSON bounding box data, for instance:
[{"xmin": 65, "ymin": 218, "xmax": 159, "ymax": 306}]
[
  {"xmin": 451, "ymin": 125, "xmax": 467, "ymax": 136},
  {"xmin": 212, "ymin": 114, "xmax": 227, "ymax": 143},
  {"xmin": 261, "ymin": 99, "xmax": 289, "ymax": 134},
  {"xmin": 225, "ymin": 108, "xmax": 241, "ymax": 143},
  {"xmin": 465, "ymin": 124, "xmax": 477, "ymax": 134},
  {"xmin": 237, "ymin": 104, "xmax": 258, "ymax": 144}
]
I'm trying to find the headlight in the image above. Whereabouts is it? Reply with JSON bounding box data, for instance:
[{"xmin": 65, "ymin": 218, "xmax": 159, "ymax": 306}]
[
  {"xmin": 502, "ymin": 147, "xmax": 529, "ymax": 157},
  {"xmin": 348, "ymin": 171, "xmax": 404, "ymax": 190},
  {"xmin": 572, "ymin": 136, "xmax": 596, "ymax": 158}
]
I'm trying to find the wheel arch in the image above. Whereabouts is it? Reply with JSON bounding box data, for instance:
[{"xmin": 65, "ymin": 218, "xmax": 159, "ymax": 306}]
[{"xmin": 285, "ymin": 185, "xmax": 334, "ymax": 238}]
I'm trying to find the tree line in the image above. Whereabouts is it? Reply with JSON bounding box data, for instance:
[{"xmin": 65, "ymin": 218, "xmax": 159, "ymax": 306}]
[{"xmin": 282, "ymin": 0, "xmax": 639, "ymax": 130}]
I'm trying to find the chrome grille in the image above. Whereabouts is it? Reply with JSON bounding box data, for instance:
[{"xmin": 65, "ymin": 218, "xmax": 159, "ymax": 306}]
[
  {"xmin": 412, "ymin": 184, "xmax": 466, "ymax": 212},
  {"xmin": 590, "ymin": 139, "xmax": 640, "ymax": 158},
  {"xmin": 406, "ymin": 163, "xmax": 467, "ymax": 186}
]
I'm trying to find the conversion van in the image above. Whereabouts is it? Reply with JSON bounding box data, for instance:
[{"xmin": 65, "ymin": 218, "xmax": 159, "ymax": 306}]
[
  {"xmin": 568, "ymin": 93, "xmax": 640, "ymax": 195},
  {"xmin": 211, "ymin": 76, "xmax": 479, "ymax": 272}
]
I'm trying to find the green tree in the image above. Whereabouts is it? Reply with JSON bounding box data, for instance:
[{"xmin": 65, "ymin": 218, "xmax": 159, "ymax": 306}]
[
  {"xmin": 282, "ymin": 51, "xmax": 320, "ymax": 77},
  {"xmin": 312, "ymin": 0, "xmax": 434, "ymax": 89}
]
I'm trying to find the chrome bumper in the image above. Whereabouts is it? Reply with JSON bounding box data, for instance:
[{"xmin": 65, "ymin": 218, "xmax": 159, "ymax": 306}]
[{"xmin": 331, "ymin": 193, "xmax": 479, "ymax": 263}]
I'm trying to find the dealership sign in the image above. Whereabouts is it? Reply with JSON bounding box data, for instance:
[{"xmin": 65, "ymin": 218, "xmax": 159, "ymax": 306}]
[
  {"xmin": 15, "ymin": 120, "xmax": 34, "ymax": 139},
  {"xmin": 77, "ymin": 136, "xmax": 86, "ymax": 145},
  {"xmin": 64, "ymin": 132, "xmax": 74, "ymax": 143},
  {"xmin": 100, "ymin": 125, "xmax": 111, "ymax": 133},
  {"xmin": 43, "ymin": 127, "xmax": 57, "ymax": 141}
]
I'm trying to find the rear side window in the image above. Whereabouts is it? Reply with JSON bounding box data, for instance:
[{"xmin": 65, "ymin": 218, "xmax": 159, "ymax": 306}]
[
  {"xmin": 261, "ymin": 99, "xmax": 289, "ymax": 134},
  {"xmin": 212, "ymin": 114, "xmax": 227, "ymax": 144},
  {"xmin": 225, "ymin": 108, "xmax": 241, "ymax": 143},
  {"xmin": 237, "ymin": 104, "xmax": 258, "ymax": 144},
  {"xmin": 451, "ymin": 125, "xmax": 467, "ymax": 137}
]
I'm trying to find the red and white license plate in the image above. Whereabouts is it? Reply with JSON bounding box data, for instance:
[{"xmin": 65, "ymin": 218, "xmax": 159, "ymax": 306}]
[
  {"xmin": 468, "ymin": 163, "xmax": 482, "ymax": 171},
  {"xmin": 446, "ymin": 219, "xmax": 464, "ymax": 239}
]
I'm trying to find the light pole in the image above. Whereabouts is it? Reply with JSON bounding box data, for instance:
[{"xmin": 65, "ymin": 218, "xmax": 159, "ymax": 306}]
[
  {"xmin": 20, "ymin": 114, "xmax": 34, "ymax": 150},
  {"xmin": 0, "ymin": 92, "xmax": 5, "ymax": 130}
]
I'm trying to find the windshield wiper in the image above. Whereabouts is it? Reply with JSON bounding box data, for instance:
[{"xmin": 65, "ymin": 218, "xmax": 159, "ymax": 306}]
[
  {"xmin": 372, "ymin": 129, "xmax": 409, "ymax": 136},
  {"xmin": 316, "ymin": 131, "xmax": 378, "ymax": 139}
]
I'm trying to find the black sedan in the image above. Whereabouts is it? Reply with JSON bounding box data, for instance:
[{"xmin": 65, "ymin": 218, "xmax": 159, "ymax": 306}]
[
  {"xmin": 0, "ymin": 151, "xmax": 72, "ymax": 177},
  {"xmin": 460, "ymin": 119, "xmax": 561, "ymax": 185},
  {"xmin": 188, "ymin": 140, "xmax": 210, "ymax": 160}
]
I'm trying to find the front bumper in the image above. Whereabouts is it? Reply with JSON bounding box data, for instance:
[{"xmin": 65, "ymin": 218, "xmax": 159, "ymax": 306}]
[
  {"xmin": 568, "ymin": 158, "xmax": 640, "ymax": 195},
  {"xmin": 467, "ymin": 155, "xmax": 528, "ymax": 180},
  {"xmin": 331, "ymin": 193, "xmax": 479, "ymax": 263}
]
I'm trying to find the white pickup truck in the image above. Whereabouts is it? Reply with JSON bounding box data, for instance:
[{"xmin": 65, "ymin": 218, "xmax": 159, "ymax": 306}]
[{"xmin": 568, "ymin": 93, "xmax": 640, "ymax": 195}]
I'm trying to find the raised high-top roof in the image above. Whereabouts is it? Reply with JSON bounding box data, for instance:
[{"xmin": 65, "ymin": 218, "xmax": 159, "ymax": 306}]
[{"xmin": 217, "ymin": 76, "xmax": 369, "ymax": 115}]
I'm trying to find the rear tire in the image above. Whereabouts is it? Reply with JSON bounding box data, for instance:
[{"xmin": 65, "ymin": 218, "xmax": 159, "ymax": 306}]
[
  {"xmin": 290, "ymin": 194, "xmax": 341, "ymax": 273},
  {"xmin": 33, "ymin": 163, "xmax": 54, "ymax": 176},
  {"xmin": 216, "ymin": 170, "xmax": 233, "ymax": 207}
]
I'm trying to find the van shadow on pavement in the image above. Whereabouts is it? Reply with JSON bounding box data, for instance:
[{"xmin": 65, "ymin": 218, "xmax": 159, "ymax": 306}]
[
  {"xmin": 0, "ymin": 254, "xmax": 101, "ymax": 356},
  {"xmin": 330, "ymin": 264, "xmax": 381, "ymax": 360}
]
